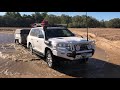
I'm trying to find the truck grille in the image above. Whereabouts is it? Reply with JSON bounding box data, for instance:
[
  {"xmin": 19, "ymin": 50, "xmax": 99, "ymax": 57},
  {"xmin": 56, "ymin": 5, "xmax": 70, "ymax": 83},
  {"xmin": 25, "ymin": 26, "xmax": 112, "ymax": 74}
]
[
  {"xmin": 80, "ymin": 44, "xmax": 88, "ymax": 50},
  {"xmin": 74, "ymin": 44, "xmax": 88, "ymax": 51}
]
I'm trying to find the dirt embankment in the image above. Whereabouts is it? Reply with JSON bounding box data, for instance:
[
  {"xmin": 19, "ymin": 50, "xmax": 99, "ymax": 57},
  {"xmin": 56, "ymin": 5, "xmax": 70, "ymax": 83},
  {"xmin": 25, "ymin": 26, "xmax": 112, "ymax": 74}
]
[{"xmin": 70, "ymin": 28, "xmax": 120, "ymax": 41}]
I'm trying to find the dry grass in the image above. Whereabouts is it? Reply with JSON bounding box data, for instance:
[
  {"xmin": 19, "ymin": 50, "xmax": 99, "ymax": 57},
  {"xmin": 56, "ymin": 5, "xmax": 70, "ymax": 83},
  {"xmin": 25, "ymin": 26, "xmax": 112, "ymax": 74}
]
[{"xmin": 69, "ymin": 28, "xmax": 120, "ymax": 41}]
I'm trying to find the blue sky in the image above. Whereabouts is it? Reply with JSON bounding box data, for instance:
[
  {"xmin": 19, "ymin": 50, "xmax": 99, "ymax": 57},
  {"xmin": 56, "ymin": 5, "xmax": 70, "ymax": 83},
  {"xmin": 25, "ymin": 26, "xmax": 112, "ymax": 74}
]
[{"xmin": 0, "ymin": 12, "xmax": 120, "ymax": 21}]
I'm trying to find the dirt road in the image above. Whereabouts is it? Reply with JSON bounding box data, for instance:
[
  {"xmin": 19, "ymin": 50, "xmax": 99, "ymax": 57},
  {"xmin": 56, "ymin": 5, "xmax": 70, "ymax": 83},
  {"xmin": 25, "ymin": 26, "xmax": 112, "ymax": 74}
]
[
  {"xmin": 0, "ymin": 44, "xmax": 108, "ymax": 78},
  {"xmin": 0, "ymin": 29, "xmax": 120, "ymax": 78}
]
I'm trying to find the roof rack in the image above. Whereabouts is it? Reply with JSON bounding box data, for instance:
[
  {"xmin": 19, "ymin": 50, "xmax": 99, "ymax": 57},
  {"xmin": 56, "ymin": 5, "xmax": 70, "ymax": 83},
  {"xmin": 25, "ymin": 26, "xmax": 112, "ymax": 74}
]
[
  {"xmin": 32, "ymin": 23, "xmax": 67, "ymax": 28},
  {"xmin": 31, "ymin": 20, "xmax": 67, "ymax": 28}
]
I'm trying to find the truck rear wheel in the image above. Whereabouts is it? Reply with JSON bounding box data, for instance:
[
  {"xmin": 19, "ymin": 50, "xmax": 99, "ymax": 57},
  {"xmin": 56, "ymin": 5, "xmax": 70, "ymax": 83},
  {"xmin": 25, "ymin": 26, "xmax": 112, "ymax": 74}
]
[{"xmin": 15, "ymin": 39, "xmax": 19, "ymax": 45}]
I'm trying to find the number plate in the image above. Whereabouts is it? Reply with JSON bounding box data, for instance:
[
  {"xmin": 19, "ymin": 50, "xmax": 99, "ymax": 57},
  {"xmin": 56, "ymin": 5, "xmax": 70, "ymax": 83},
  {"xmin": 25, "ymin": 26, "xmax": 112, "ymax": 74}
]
[
  {"xmin": 75, "ymin": 53, "xmax": 92, "ymax": 59},
  {"xmin": 81, "ymin": 53, "xmax": 87, "ymax": 56},
  {"xmin": 81, "ymin": 53, "xmax": 92, "ymax": 57}
]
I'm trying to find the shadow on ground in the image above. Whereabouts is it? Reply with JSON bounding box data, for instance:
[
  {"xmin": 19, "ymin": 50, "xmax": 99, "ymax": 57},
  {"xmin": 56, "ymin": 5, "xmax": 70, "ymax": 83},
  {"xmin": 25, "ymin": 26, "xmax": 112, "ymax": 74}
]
[{"xmin": 53, "ymin": 58, "xmax": 120, "ymax": 78}]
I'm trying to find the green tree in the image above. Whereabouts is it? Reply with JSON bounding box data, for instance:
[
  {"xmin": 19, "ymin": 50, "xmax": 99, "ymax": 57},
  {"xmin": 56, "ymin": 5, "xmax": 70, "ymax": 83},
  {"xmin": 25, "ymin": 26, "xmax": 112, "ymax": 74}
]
[
  {"xmin": 107, "ymin": 18, "xmax": 120, "ymax": 28},
  {"xmin": 41, "ymin": 12, "xmax": 48, "ymax": 19},
  {"xmin": 100, "ymin": 19, "xmax": 106, "ymax": 28},
  {"xmin": 44, "ymin": 14, "xmax": 61, "ymax": 24},
  {"xmin": 60, "ymin": 14, "xmax": 72, "ymax": 27},
  {"xmin": 87, "ymin": 16, "xmax": 100, "ymax": 28}
]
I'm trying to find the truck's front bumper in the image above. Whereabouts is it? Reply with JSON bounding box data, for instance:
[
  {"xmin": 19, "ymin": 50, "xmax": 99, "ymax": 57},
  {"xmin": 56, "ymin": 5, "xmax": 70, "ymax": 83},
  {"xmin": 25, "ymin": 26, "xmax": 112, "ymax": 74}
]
[{"xmin": 52, "ymin": 49, "xmax": 95, "ymax": 60}]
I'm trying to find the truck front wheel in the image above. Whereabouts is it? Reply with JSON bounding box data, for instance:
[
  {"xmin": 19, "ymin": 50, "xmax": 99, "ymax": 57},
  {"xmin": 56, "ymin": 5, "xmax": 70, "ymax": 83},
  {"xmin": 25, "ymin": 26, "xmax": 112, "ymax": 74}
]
[
  {"xmin": 81, "ymin": 58, "xmax": 89, "ymax": 63},
  {"xmin": 15, "ymin": 39, "xmax": 19, "ymax": 45},
  {"xmin": 29, "ymin": 44, "xmax": 33, "ymax": 54},
  {"xmin": 46, "ymin": 50, "xmax": 56, "ymax": 68}
]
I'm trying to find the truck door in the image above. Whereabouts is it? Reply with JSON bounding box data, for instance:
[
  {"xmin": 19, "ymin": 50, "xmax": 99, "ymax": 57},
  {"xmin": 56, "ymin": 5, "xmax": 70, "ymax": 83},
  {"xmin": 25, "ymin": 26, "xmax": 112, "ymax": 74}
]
[
  {"xmin": 35, "ymin": 29, "xmax": 45, "ymax": 54},
  {"xmin": 29, "ymin": 29, "xmax": 37, "ymax": 49}
]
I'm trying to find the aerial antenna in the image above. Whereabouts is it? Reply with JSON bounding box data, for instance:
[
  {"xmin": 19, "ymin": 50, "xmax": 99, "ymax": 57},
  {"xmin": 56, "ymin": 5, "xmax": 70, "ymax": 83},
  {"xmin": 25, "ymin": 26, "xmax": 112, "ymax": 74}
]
[
  {"xmin": 34, "ymin": 12, "xmax": 37, "ymax": 23},
  {"xmin": 86, "ymin": 12, "xmax": 89, "ymax": 41}
]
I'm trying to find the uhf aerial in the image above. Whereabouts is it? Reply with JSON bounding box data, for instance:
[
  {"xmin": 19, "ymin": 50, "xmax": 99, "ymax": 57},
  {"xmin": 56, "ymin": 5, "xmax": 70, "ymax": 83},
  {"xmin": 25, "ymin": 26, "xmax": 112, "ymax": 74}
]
[{"xmin": 86, "ymin": 12, "xmax": 89, "ymax": 41}]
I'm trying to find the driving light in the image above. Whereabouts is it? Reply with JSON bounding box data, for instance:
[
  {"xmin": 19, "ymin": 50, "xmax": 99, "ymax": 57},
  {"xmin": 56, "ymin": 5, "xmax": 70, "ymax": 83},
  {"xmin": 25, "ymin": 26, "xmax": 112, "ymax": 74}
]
[
  {"xmin": 89, "ymin": 41, "xmax": 95, "ymax": 49},
  {"xmin": 75, "ymin": 45, "xmax": 80, "ymax": 51},
  {"xmin": 89, "ymin": 41, "xmax": 95, "ymax": 45},
  {"xmin": 58, "ymin": 43, "xmax": 63, "ymax": 47}
]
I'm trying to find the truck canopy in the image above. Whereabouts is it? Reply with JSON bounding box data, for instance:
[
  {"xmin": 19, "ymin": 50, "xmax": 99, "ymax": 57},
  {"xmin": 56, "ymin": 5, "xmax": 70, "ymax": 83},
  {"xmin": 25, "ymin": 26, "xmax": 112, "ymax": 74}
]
[{"xmin": 15, "ymin": 29, "xmax": 30, "ymax": 34}]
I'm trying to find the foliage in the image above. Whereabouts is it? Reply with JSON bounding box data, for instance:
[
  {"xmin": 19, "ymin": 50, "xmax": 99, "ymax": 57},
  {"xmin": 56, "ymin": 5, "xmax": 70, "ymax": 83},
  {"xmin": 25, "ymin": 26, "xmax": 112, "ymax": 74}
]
[{"xmin": 0, "ymin": 12, "xmax": 120, "ymax": 28}]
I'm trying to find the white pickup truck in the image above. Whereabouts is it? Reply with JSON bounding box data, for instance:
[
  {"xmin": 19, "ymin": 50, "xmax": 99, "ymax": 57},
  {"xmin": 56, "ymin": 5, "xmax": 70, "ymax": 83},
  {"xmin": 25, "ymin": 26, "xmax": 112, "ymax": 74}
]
[{"xmin": 27, "ymin": 24, "xmax": 95, "ymax": 68}]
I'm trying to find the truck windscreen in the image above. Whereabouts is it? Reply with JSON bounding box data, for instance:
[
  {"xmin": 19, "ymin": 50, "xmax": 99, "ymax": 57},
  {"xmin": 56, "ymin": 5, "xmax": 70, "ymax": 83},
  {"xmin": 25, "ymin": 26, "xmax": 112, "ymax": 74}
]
[{"xmin": 45, "ymin": 29, "xmax": 75, "ymax": 39}]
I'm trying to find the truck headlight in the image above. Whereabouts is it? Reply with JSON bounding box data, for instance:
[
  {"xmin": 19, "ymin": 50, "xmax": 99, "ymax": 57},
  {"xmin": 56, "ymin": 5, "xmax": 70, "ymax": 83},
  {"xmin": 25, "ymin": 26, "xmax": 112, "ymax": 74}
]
[
  {"xmin": 57, "ymin": 43, "xmax": 67, "ymax": 47},
  {"xmin": 57, "ymin": 43, "xmax": 71, "ymax": 51},
  {"xmin": 58, "ymin": 43, "xmax": 63, "ymax": 47}
]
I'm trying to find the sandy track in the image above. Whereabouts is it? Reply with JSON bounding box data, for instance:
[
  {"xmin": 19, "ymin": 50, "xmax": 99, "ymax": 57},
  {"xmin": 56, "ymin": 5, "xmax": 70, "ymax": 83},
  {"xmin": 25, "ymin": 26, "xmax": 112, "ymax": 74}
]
[{"xmin": 0, "ymin": 44, "xmax": 107, "ymax": 78}]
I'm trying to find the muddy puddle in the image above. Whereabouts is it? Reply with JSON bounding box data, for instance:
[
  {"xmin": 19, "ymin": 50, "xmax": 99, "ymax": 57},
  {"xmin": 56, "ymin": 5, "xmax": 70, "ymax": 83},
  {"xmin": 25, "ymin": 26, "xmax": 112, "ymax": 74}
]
[
  {"xmin": 0, "ymin": 33, "xmax": 67, "ymax": 78},
  {"xmin": 0, "ymin": 33, "xmax": 38, "ymax": 61},
  {"xmin": 0, "ymin": 33, "xmax": 14, "ymax": 44}
]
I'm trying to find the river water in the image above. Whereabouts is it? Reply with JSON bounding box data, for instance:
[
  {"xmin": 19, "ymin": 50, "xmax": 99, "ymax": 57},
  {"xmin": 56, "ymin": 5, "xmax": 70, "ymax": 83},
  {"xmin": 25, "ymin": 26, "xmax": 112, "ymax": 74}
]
[{"xmin": 0, "ymin": 33, "xmax": 14, "ymax": 44}]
